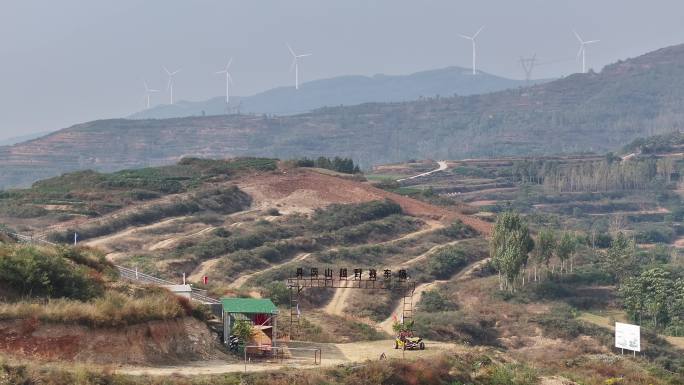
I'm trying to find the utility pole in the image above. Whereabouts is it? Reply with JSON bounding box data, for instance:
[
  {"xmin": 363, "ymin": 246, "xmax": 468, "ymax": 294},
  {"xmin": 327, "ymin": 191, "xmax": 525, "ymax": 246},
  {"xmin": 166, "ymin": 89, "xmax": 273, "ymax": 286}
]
[{"xmin": 519, "ymin": 54, "xmax": 537, "ymax": 86}]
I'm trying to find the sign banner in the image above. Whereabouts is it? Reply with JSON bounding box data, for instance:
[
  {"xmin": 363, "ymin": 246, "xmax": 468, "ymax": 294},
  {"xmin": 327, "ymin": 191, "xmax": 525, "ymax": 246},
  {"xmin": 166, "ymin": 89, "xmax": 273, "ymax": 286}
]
[{"xmin": 615, "ymin": 322, "xmax": 640, "ymax": 352}]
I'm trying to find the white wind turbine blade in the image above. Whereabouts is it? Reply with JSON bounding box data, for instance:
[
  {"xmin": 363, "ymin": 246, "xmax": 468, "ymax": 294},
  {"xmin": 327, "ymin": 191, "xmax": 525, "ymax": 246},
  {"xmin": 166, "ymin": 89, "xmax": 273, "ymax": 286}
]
[
  {"xmin": 297, "ymin": 53, "xmax": 312, "ymax": 58},
  {"xmin": 226, "ymin": 57, "xmax": 233, "ymax": 70},
  {"xmin": 473, "ymin": 25, "xmax": 485, "ymax": 39},
  {"xmin": 458, "ymin": 34, "xmax": 473, "ymax": 40},
  {"xmin": 226, "ymin": 72, "xmax": 233, "ymax": 84},
  {"xmin": 216, "ymin": 70, "xmax": 227, "ymax": 74},
  {"xmin": 573, "ymin": 29, "xmax": 583, "ymax": 43},
  {"xmin": 584, "ymin": 40, "xmax": 600, "ymax": 44},
  {"xmin": 290, "ymin": 57, "xmax": 297, "ymax": 72},
  {"xmin": 576, "ymin": 44, "xmax": 584, "ymax": 58},
  {"xmin": 286, "ymin": 43, "xmax": 296, "ymax": 57},
  {"xmin": 170, "ymin": 69, "xmax": 181, "ymax": 76},
  {"xmin": 163, "ymin": 66, "xmax": 171, "ymax": 76},
  {"xmin": 143, "ymin": 80, "xmax": 150, "ymax": 91},
  {"xmin": 167, "ymin": 78, "xmax": 172, "ymax": 90}
]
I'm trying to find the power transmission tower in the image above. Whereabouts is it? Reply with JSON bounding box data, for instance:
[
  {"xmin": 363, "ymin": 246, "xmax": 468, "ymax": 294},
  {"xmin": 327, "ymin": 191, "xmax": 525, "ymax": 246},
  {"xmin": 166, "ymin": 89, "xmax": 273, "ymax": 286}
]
[{"xmin": 519, "ymin": 54, "xmax": 538, "ymax": 85}]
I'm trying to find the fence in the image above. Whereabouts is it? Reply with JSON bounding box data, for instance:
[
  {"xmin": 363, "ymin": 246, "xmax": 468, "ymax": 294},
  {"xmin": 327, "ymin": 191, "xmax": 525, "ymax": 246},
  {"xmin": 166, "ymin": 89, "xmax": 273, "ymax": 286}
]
[
  {"xmin": 1, "ymin": 228, "xmax": 221, "ymax": 306},
  {"xmin": 243, "ymin": 345, "xmax": 322, "ymax": 368}
]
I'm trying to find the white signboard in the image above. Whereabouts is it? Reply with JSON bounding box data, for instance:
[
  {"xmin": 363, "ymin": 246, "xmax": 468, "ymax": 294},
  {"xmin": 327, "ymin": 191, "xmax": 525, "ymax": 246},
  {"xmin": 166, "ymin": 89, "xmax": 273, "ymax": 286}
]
[{"xmin": 615, "ymin": 322, "xmax": 640, "ymax": 352}]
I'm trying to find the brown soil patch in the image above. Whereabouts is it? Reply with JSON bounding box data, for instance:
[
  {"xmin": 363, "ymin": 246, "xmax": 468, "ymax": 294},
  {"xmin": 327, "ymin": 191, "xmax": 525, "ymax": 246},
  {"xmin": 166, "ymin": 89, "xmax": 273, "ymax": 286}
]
[
  {"xmin": 0, "ymin": 317, "xmax": 219, "ymax": 365},
  {"xmin": 237, "ymin": 169, "xmax": 491, "ymax": 235}
]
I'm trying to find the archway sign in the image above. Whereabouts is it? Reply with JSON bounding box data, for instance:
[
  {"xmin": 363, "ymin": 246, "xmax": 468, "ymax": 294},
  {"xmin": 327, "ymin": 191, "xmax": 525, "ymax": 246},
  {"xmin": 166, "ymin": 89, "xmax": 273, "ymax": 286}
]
[{"xmin": 286, "ymin": 267, "xmax": 416, "ymax": 337}]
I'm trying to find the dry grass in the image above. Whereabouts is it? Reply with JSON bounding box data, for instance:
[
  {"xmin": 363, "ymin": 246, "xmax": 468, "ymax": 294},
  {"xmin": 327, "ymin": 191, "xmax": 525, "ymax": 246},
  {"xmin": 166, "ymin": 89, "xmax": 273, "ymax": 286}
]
[{"xmin": 0, "ymin": 291, "xmax": 187, "ymax": 327}]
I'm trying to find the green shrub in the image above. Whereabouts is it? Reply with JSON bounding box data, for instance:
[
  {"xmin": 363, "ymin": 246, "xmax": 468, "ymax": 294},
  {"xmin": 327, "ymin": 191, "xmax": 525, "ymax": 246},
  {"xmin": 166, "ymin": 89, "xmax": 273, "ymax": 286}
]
[
  {"xmin": 414, "ymin": 311, "xmax": 498, "ymax": 345},
  {"xmin": 311, "ymin": 199, "xmax": 402, "ymax": 231},
  {"xmin": 418, "ymin": 290, "xmax": 456, "ymax": 312},
  {"xmin": 261, "ymin": 282, "xmax": 290, "ymax": 306},
  {"xmin": 487, "ymin": 364, "xmax": 538, "ymax": 385},
  {"xmin": 0, "ymin": 203, "xmax": 48, "ymax": 218},
  {"xmin": 426, "ymin": 246, "xmax": 467, "ymax": 279},
  {"xmin": 0, "ymin": 245, "xmax": 104, "ymax": 301},
  {"xmin": 440, "ymin": 220, "xmax": 476, "ymax": 239}
]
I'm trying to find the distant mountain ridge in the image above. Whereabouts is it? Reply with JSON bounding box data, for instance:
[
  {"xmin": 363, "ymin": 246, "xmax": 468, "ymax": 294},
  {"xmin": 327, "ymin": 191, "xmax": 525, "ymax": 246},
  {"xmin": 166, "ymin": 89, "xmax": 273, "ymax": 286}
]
[
  {"xmin": 129, "ymin": 66, "xmax": 546, "ymax": 119},
  {"xmin": 2, "ymin": 43, "xmax": 684, "ymax": 189}
]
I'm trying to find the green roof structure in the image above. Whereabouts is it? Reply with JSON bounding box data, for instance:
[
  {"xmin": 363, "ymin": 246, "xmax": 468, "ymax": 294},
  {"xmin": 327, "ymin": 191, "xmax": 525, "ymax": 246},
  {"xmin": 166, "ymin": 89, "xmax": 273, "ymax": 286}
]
[{"xmin": 221, "ymin": 297, "xmax": 278, "ymax": 314}]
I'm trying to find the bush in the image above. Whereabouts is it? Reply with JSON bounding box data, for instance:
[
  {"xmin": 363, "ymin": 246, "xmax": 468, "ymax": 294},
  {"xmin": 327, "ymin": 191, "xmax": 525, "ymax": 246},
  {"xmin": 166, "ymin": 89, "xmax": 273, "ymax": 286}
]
[
  {"xmin": 440, "ymin": 220, "xmax": 476, "ymax": 239},
  {"xmin": 311, "ymin": 199, "xmax": 402, "ymax": 231},
  {"xmin": 418, "ymin": 290, "xmax": 456, "ymax": 312},
  {"xmin": 426, "ymin": 246, "xmax": 467, "ymax": 279},
  {"xmin": 634, "ymin": 224, "xmax": 674, "ymax": 243},
  {"xmin": 487, "ymin": 364, "xmax": 538, "ymax": 385},
  {"xmin": 261, "ymin": 282, "xmax": 289, "ymax": 306},
  {"xmin": 0, "ymin": 245, "xmax": 104, "ymax": 301},
  {"xmin": 0, "ymin": 290, "xmax": 187, "ymax": 327},
  {"xmin": 414, "ymin": 311, "xmax": 498, "ymax": 345},
  {"xmin": 266, "ymin": 208, "xmax": 281, "ymax": 216}
]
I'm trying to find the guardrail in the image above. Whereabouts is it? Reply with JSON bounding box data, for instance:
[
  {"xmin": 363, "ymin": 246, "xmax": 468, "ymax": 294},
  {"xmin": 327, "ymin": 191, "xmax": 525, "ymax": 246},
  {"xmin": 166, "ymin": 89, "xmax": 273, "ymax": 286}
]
[
  {"xmin": 1, "ymin": 228, "xmax": 221, "ymax": 305},
  {"xmin": 115, "ymin": 265, "xmax": 221, "ymax": 304}
]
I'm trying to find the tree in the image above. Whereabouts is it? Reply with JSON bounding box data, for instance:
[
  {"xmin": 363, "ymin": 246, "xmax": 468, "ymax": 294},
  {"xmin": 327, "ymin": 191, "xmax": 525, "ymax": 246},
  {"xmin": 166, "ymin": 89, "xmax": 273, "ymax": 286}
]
[
  {"xmin": 231, "ymin": 320, "xmax": 255, "ymax": 345},
  {"xmin": 620, "ymin": 268, "xmax": 677, "ymax": 328},
  {"xmin": 490, "ymin": 211, "xmax": 533, "ymax": 291},
  {"xmin": 556, "ymin": 232, "xmax": 576, "ymax": 275},
  {"xmin": 601, "ymin": 232, "xmax": 638, "ymax": 283},
  {"xmin": 533, "ymin": 229, "xmax": 556, "ymax": 281}
]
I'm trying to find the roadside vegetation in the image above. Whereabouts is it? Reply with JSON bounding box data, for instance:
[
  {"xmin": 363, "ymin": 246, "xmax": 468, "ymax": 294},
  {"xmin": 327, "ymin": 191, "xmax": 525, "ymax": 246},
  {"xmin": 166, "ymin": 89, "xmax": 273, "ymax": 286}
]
[
  {"xmin": 0, "ymin": 242, "xmax": 196, "ymax": 327},
  {"xmin": 0, "ymin": 157, "xmax": 275, "ymax": 223}
]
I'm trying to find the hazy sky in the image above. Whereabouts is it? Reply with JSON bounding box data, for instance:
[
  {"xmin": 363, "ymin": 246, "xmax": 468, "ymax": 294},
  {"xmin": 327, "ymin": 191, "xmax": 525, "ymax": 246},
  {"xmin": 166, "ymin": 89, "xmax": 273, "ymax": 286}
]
[{"xmin": 1, "ymin": 0, "xmax": 683, "ymax": 140}]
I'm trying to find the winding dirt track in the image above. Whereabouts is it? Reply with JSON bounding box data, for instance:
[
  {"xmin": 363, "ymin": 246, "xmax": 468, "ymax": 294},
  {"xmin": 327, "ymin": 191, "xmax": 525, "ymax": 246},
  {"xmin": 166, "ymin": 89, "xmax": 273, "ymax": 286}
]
[
  {"xmin": 115, "ymin": 339, "xmax": 463, "ymax": 376},
  {"xmin": 378, "ymin": 257, "xmax": 491, "ymax": 334},
  {"xmin": 82, "ymin": 217, "xmax": 187, "ymax": 249},
  {"xmin": 226, "ymin": 253, "xmax": 312, "ymax": 289},
  {"xmin": 323, "ymin": 222, "xmax": 453, "ymax": 317},
  {"xmin": 396, "ymin": 161, "xmax": 448, "ymax": 182},
  {"xmin": 148, "ymin": 226, "xmax": 216, "ymax": 251}
]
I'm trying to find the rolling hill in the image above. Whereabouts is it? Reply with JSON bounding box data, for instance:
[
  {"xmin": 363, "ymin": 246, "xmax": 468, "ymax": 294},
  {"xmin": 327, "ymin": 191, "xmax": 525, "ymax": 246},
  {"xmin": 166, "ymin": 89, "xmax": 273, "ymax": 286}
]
[
  {"xmin": 128, "ymin": 66, "xmax": 543, "ymax": 119},
  {"xmin": 2, "ymin": 43, "xmax": 684, "ymax": 188}
]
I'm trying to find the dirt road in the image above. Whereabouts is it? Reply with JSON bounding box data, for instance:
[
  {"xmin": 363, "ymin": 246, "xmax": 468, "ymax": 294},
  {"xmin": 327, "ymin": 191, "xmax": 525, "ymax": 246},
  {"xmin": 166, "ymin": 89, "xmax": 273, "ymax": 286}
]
[
  {"xmin": 148, "ymin": 226, "xmax": 216, "ymax": 251},
  {"xmin": 83, "ymin": 217, "xmax": 187, "ymax": 249},
  {"xmin": 324, "ymin": 285, "xmax": 354, "ymax": 316},
  {"xmin": 377, "ymin": 219, "xmax": 444, "ymax": 245},
  {"xmin": 227, "ymin": 253, "xmax": 311, "ymax": 289},
  {"xmin": 378, "ymin": 280, "xmax": 447, "ymax": 334},
  {"xmin": 115, "ymin": 339, "xmax": 463, "ymax": 376},
  {"xmin": 378, "ymin": 257, "xmax": 490, "ymax": 334},
  {"xmin": 396, "ymin": 161, "xmax": 448, "ymax": 182}
]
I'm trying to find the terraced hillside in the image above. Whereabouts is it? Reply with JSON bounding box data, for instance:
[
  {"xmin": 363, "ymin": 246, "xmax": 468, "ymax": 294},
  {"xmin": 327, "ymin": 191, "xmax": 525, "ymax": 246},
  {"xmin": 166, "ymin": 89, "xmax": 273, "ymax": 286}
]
[
  {"xmin": 4, "ymin": 43, "xmax": 684, "ymax": 188},
  {"xmin": 2, "ymin": 155, "xmax": 683, "ymax": 384}
]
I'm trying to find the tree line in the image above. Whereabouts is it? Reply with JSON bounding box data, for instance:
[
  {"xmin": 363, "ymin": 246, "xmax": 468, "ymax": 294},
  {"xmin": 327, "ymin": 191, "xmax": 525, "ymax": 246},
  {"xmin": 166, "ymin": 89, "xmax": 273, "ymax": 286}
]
[
  {"xmin": 293, "ymin": 156, "xmax": 361, "ymax": 174},
  {"xmin": 510, "ymin": 156, "xmax": 677, "ymax": 193},
  {"xmin": 490, "ymin": 211, "xmax": 684, "ymax": 334},
  {"xmin": 490, "ymin": 212, "xmax": 579, "ymax": 291}
]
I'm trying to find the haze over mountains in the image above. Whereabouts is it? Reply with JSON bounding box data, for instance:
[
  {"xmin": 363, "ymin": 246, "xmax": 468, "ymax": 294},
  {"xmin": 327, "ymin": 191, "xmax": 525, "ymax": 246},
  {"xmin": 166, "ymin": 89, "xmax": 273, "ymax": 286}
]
[
  {"xmin": 129, "ymin": 66, "xmax": 544, "ymax": 119},
  {"xmin": 1, "ymin": 43, "xmax": 684, "ymax": 188}
]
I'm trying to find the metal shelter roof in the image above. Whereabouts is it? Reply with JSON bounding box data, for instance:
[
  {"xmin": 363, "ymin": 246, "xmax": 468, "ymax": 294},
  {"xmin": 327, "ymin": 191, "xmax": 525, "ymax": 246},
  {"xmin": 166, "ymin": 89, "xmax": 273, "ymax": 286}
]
[{"xmin": 221, "ymin": 297, "xmax": 278, "ymax": 314}]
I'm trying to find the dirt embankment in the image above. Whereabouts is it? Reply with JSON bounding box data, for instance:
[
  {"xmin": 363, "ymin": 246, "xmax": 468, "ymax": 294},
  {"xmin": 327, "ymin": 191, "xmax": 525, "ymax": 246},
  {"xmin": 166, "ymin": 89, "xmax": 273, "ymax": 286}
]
[
  {"xmin": 237, "ymin": 168, "xmax": 492, "ymax": 235},
  {"xmin": 0, "ymin": 317, "xmax": 220, "ymax": 365}
]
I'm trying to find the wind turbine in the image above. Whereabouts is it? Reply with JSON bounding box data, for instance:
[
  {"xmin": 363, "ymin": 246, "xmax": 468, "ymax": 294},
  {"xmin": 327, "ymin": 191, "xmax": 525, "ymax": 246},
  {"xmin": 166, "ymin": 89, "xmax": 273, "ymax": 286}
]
[
  {"xmin": 573, "ymin": 30, "xmax": 599, "ymax": 73},
  {"xmin": 459, "ymin": 26, "xmax": 485, "ymax": 75},
  {"xmin": 215, "ymin": 58, "xmax": 233, "ymax": 104},
  {"xmin": 287, "ymin": 43, "xmax": 312, "ymax": 90},
  {"xmin": 163, "ymin": 66, "xmax": 181, "ymax": 104},
  {"xmin": 143, "ymin": 80, "xmax": 159, "ymax": 109}
]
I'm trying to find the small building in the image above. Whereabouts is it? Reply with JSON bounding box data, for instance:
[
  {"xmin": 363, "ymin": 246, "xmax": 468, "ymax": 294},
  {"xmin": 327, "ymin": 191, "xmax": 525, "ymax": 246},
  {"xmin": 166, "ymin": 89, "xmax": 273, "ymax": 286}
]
[
  {"xmin": 221, "ymin": 297, "xmax": 279, "ymax": 349},
  {"xmin": 162, "ymin": 284, "xmax": 193, "ymax": 299}
]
